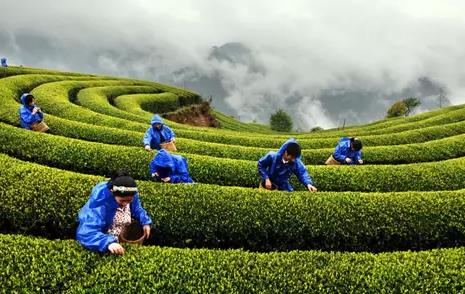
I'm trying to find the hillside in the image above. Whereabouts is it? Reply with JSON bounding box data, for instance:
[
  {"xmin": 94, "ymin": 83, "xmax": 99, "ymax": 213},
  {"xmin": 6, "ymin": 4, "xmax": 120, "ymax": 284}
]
[{"xmin": 1, "ymin": 66, "xmax": 465, "ymax": 292}]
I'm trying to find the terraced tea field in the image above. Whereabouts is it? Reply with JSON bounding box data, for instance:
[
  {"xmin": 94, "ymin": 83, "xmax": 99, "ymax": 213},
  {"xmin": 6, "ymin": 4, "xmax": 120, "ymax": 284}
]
[{"xmin": 1, "ymin": 66, "xmax": 465, "ymax": 292}]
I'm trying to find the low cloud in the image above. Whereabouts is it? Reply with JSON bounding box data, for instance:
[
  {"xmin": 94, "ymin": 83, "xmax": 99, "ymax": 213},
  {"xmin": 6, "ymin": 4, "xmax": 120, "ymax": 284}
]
[{"xmin": 1, "ymin": 0, "xmax": 465, "ymax": 130}]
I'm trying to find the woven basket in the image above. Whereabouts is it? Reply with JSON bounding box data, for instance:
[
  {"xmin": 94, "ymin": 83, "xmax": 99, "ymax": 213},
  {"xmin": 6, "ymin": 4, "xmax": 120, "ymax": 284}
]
[
  {"xmin": 31, "ymin": 121, "xmax": 49, "ymax": 133},
  {"xmin": 119, "ymin": 221, "xmax": 146, "ymax": 245},
  {"xmin": 160, "ymin": 141, "xmax": 177, "ymax": 152}
]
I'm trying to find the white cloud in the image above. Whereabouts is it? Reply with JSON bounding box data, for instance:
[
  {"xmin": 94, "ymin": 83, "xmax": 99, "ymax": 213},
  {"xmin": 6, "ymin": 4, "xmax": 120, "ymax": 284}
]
[{"xmin": 1, "ymin": 0, "xmax": 465, "ymax": 129}]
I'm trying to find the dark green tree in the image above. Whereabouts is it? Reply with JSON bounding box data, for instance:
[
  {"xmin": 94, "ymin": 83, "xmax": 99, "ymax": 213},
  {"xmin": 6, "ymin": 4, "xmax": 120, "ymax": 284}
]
[
  {"xmin": 402, "ymin": 97, "xmax": 421, "ymax": 116},
  {"xmin": 270, "ymin": 109, "xmax": 293, "ymax": 132}
]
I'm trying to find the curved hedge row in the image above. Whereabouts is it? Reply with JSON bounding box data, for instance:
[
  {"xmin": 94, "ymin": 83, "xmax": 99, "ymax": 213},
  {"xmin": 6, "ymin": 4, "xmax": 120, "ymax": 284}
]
[
  {"xmin": 5, "ymin": 74, "xmax": 465, "ymax": 152},
  {"xmin": 3, "ymin": 122, "xmax": 465, "ymax": 192},
  {"xmin": 289, "ymin": 118, "xmax": 465, "ymax": 149},
  {"xmin": 2, "ymin": 73, "xmax": 271, "ymax": 140},
  {"xmin": 77, "ymin": 85, "xmax": 204, "ymax": 130},
  {"xmin": 0, "ymin": 65, "xmax": 95, "ymax": 78},
  {"xmin": 54, "ymin": 83, "xmax": 465, "ymax": 147},
  {"xmin": 0, "ymin": 75, "xmax": 290, "ymax": 154},
  {"xmin": 115, "ymin": 92, "xmax": 187, "ymax": 119},
  {"xmin": 3, "ymin": 66, "xmax": 465, "ymax": 292},
  {"xmin": 338, "ymin": 106, "xmax": 465, "ymax": 137},
  {"xmin": 0, "ymin": 75, "xmax": 171, "ymax": 147},
  {"xmin": 253, "ymin": 103, "xmax": 463, "ymax": 139},
  {"xmin": 0, "ymin": 74, "xmax": 100, "ymax": 125},
  {"xmin": 111, "ymin": 88, "xmax": 465, "ymax": 142},
  {"xmin": 293, "ymin": 104, "xmax": 465, "ymax": 138},
  {"xmin": 34, "ymin": 76, "xmax": 465, "ymax": 147},
  {"xmin": 3, "ymin": 234, "xmax": 465, "ymax": 293},
  {"xmin": 142, "ymin": 130, "xmax": 465, "ymax": 165},
  {"xmin": 31, "ymin": 80, "xmax": 287, "ymax": 143},
  {"xmin": 31, "ymin": 79, "xmax": 154, "ymax": 132},
  {"xmin": 80, "ymin": 83, "xmax": 276, "ymax": 135},
  {"xmin": 5, "ymin": 77, "xmax": 465, "ymax": 157},
  {"xmin": 2, "ymin": 153, "xmax": 465, "ymax": 253},
  {"xmin": 76, "ymin": 85, "xmax": 161, "ymax": 123},
  {"xmin": 300, "ymin": 103, "xmax": 462, "ymax": 137},
  {"xmin": 0, "ymin": 82, "xmax": 145, "ymax": 148},
  {"xmin": 3, "ymin": 66, "xmax": 462, "ymax": 140},
  {"xmin": 0, "ymin": 74, "xmax": 146, "ymax": 148},
  {"xmin": 43, "ymin": 109, "xmax": 465, "ymax": 154}
]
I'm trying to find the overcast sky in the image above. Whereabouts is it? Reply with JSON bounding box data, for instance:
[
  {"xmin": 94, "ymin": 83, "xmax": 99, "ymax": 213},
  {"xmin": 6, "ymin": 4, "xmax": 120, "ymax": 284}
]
[{"xmin": 2, "ymin": 0, "xmax": 465, "ymax": 129}]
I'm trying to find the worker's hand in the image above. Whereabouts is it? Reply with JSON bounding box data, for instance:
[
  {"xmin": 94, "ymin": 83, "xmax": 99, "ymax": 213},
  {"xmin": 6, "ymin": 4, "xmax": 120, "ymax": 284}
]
[
  {"xmin": 265, "ymin": 178, "xmax": 272, "ymax": 189},
  {"xmin": 358, "ymin": 159, "xmax": 363, "ymax": 165},
  {"xmin": 151, "ymin": 172, "xmax": 159, "ymax": 178},
  {"xmin": 345, "ymin": 158, "xmax": 352, "ymax": 164},
  {"xmin": 144, "ymin": 145, "xmax": 152, "ymax": 152},
  {"xmin": 108, "ymin": 243, "xmax": 125, "ymax": 256},
  {"xmin": 143, "ymin": 225, "xmax": 151, "ymax": 239},
  {"xmin": 307, "ymin": 184, "xmax": 317, "ymax": 192},
  {"xmin": 32, "ymin": 107, "xmax": 38, "ymax": 114},
  {"xmin": 161, "ymin": 177, "xmax": 171, "ymax": 183}
]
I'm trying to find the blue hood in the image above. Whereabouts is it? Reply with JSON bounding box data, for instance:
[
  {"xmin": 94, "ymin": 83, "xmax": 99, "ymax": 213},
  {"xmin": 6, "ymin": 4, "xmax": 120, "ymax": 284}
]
[
  {"xmin": 152, "ymin": 149, "xmax": 175, "ymax": 170},
  {"xmin": 20, "ymin": 93, "xmax": 30, "ymax": 105},
  {"xmin": 276, "ymin": 138, "xmax": 301, "ymax": 160},
  {"xmin": 151, "ymin": 114, "xmax": 164, "ymax": 126}
]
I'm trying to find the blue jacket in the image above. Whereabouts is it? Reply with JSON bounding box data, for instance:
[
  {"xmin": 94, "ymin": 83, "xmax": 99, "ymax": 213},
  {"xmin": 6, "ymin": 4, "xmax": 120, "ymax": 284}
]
[
  {"xmin": 19, "ymin": 93, "xmax": 44, "ymax": 129},
  {"xmin": 143, "ymin": 115, "xmax": 175, "ymax": 150},
  {"xmin": 149, "ymin": 149, "xmax": 194, "ymax": 183},
  {"xmin": 76, "ymin": 182, "xmax": 153, "ymax": 253},
  {"xmin": 257, "ymin": 138, "xmax": 313, "ymax": 192},
  {"xmin": 1, "ymin": 58, "xmax": 7, "ymax": 67},
  {"xmin": 333, "ymin": 137, "xmax": 362, "ymax": 165}
]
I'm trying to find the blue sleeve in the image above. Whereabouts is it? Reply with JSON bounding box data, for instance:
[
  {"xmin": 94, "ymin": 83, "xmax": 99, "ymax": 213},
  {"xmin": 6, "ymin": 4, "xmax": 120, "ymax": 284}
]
[
  {"xmin": 294, "ymin": 160, "xmax": 313, "ymax": 186},
  {"xmin": 356, "ymin": 150, "xmax": 362, "ymax": 162},
  {"xmin": 131, "ymin": 195, "xmax": 153, "ymax": 226},
  {"xmin": 37, "ymin": 111, "xmax": 44, "ymax": 120},
  {"xmin": 76, "ymin": 209, "xmax": 117, "ymax": 253},
  {"xmin": 20, "ymin": 108, "xmax": 39, "ymax": 125},
  {"xmin": 257, "ymin": 152, "xmax": 273, "ymax": 181},
  {"xmin": 165, "ymin": 126, "xmax": 175, "ymax": 141},
  {"xmin": 143, "ymin": 128, "xmax": 152, "ymax": 147},
  {"xmin": 333, "ymin": 142, "xmax": 347, "ymax": 163}
]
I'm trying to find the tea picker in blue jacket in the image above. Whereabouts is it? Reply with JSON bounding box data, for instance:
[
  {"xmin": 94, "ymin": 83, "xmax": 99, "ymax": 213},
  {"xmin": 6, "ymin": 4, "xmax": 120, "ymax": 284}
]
[
  {"xmin": 257, "ymin": 138, "xmax": 317, "ymax": 192},
  {"xmin": 143, "ymin": 114, "xmax": 176, "ymax": 151},
  {"xmin": 19, "ymin": 93, "xmax": 47, "ymax": 131},
  {"xmin": 149, "ymin": 149, "xmax": 194, "ymax": 184},
  {"xmin": 1, "ymin": 57, "xmax": 7, "ymax": 67},
  {"xmin": 325, "ymin": 137, "xmax": 363, "ymax": 165},
  {"xmin": 77, "ymin": 171, "xmax": 152, "ymax": 256}
]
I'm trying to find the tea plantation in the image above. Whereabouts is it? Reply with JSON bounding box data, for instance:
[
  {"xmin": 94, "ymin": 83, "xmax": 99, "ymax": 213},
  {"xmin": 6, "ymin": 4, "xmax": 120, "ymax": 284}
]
[{"xmin": 1, "ymin": 66, "xmax": 465, "ymax": 292}]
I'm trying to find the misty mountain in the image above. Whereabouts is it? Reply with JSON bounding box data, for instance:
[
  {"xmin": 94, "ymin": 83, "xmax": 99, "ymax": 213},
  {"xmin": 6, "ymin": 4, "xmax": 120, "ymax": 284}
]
[
  {"xmin": 168, "ymin": 42, "xmax": 451, "ymax": 129},
  {"xmin": 0, "ymin": 31, "xmax": 454, "ymax": 130}
]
